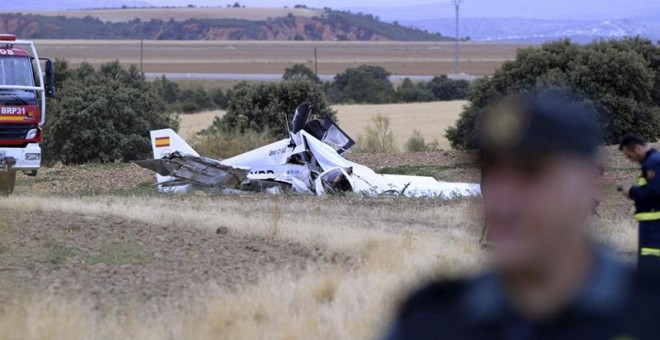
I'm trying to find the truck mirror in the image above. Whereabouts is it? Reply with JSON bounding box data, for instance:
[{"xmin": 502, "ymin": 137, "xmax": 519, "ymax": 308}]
[{"xmin": 45, "ymin": 59, "xmax": 56, "ymax": 98}]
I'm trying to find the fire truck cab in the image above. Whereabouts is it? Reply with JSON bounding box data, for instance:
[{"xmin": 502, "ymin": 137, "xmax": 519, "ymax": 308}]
[{"xmin": 0, "ymin": 34, "xmax": 56, "ymax": 195}]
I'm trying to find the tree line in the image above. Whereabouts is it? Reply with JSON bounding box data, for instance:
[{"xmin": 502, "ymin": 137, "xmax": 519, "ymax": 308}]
[
  {"xmin": 43, "ymin": 59, "xmax": 466, "ymax": 164},
  {"xmin": 153, "ymin": 63, "xmax": 470, "ymax": 115}
]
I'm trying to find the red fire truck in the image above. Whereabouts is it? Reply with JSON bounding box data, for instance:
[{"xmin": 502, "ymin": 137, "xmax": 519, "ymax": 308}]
[{"xmin": 0, "ymin": 34, "xmax": 56, "ymax": 195}]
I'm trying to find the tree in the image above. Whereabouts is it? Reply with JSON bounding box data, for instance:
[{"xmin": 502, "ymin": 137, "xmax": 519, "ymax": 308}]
[
  {"xmin": 204, "ymin": 79, "xmax": 336, "ymax": 139},
  {"xmin": 396, "ymin": 78, "xmax": 435, "ymax": 103},
  {"xmin": 43, "ymin": 61, "xmax": 178, "ymax": 164},
  {"xmin": 151, "ymin": 75, "xmax": 180, "ymax": 105},
  {"xmin": 209, "ymin": 88, "xmax": 229, "ymax": 109},
  {"xmin": 331, "ymin": 65, "xmax": 395, "ymax": 104},
  {"xmin": 427, "ymin": 75, "xmax": 470, "ymax": 101},
  {"xmin": 179, "ymin": 85, "xmax": 214, "ymax": 113},
  {"xmin": 283, "ymin": 63, "xmax": 320, "ymax": 83},
  {"xmin": 446, "ymin": 38, "xmax": 660, "ymax": 149}
]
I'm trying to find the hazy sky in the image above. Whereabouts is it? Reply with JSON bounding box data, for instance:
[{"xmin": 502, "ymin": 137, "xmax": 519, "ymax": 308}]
[
  {"xmin": 153, "ymin": 0, "xmax": 443, "ymax": 7},
  {"xmin": 147, "ymin": 0, "xmax": 659, "ymax": 20}
]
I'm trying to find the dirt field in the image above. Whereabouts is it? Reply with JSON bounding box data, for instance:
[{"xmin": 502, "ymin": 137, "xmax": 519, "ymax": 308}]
[
  {"xmin": 17, "ymin": 7, "xmax": 323, "ymax": 22},
  {"xmin": 0, "ymin": 143, "xmax": 641, "ymax": 339},
  {"xmin": 0, "ymin": 209, "xmax": 341, "ymax": 311},
  {"xmin": 36, "ymin": 40, "xmax": 523, "ymax": 76}
]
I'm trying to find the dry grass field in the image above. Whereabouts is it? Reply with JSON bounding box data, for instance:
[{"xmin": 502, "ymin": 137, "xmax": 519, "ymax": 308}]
[
  {"xmin": 0, "ymin": 144, "xmax": 640, "ymax": 339},
  {"xmin": 35, "ymin": 40, "xmax": 523, "ymax": 76},
  {"xmin": 335, "ymin": 101, "xmax": 467, "ymax": 150},
  {"xmin": 17, "ymin": 7, "xmax": 323, "ymax": 22},
  {"xmin": 178, "ymin": 109, "xmax": 226, "ymax": 139}
]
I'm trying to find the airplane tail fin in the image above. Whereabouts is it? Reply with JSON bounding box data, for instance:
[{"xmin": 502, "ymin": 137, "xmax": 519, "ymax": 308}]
[
  {"xmin": 147, "ymin": 129, "xmax": 199, "ymax": 192},
  {"xmin": 150, "ymin": 129, "xmax": 200, "ymax": 159}
]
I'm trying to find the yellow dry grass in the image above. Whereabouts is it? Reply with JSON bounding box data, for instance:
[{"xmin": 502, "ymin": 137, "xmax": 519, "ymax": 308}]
[
  {"xmin": 175, "ymin": 102, "xmax": 466, "ymax": 149},
  {"xmin": 0, "ymin": 190, "xmax": 636, "ymax": 339},
  {"xmin": 177, "ymin": 109, "xmax": 225, "ymax": 139},
  {"xmin": 335, "ymin": 101, "xmax": 467, "ymax": 150},
  {"xmin": 14, "ymin": 7, "xmax": 323, "ymax": 22}
]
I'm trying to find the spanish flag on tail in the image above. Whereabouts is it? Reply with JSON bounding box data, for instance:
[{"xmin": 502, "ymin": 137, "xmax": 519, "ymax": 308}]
[
  {"xmin": 149, "ymin": 129, "xmax": 200, "ymax": 159},
  {"xmin": 155, "ymin": 136, "xmax": 170, "ymax": 148}
]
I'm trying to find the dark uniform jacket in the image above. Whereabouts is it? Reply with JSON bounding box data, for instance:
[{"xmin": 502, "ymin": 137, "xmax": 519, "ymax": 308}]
[
  {"xmin": 630, "ymin": 148, "xmax": 660, "ymax": 220},
  {"xmin": 386, "ymin": 251, "xmax": 660, "ymax": 340}
]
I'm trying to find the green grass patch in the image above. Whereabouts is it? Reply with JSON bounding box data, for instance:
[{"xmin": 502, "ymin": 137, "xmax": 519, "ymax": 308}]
[
  {"xmin": 88, "ymin": 239, "xmax": 154, "ymax": 266},
  {"xmin": 43, "ymin": 242, "xmax": 76, "ymax": 265}
]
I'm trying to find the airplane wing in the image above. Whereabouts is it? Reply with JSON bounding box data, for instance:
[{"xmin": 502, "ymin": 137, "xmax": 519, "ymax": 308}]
[
  {"xmin": 379, "ymin": 174, "xmax": 481, "ymax": 199},
  {"xmin": 134, "ymin": 152, "xmax": 249, "ymax": 188},
  {"xmin": 135, "ymin": 129, "xmax": 250, "ymax": 191},
  {"xmin": 302, "ymin": 130, "xmax": 481, "ymax": 199}
]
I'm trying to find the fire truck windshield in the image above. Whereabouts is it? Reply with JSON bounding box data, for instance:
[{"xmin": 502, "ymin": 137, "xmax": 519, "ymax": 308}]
[{"xmin": 0, "ymin": 56, "xmax": 35, "ymax": 88}]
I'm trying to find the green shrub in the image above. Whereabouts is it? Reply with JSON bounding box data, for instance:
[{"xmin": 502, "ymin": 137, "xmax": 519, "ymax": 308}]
[
  {"xmin": 209, "ymin": 88, "xmax": 229, "ymax": 108},
  {"xmin": 331, "ymin": 65, "xmax": 395, "ymax": 104},
  {"xmin": 283, "ymin": 63, "xmax": 320, "ymax": 83},
  {"xmin": 396, "ymin": 78, "xmax": 435, "ymax": 103},
  {"xmin": 446, "ymin": 38, "xmax": 660, "ymax": 149},
  {"xmin": 151, "ymin": 76, "xmax": 228, "ymax": 113},
  {"xmin": 353, "ymin": 115, "xmax": 398, "ymax": 153},
  {"xmin": 205, "ymin": 79, "xmax": 336, "ymax": 139},
  {"xmin": 43, "ymin": 61, "xmax": 178, "ymax": 164},
  {"xmin": 404, "ymin": 130, "xmax": 440, "ymax": 152},
  {"xmin": 427, "ymin": 75, "xmax": 470, "ymax": 101}
]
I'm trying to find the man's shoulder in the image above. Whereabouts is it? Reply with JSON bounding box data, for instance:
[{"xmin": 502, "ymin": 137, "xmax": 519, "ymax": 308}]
[
  {"xmin": 399, "ymin": 279, "xmax": 467, "ymax": 317},
  {"xmin": 647, "ymin": 149, "xmax": 660, "ymax": 166},
  {"xmin": 633, "ymin": 269, "xmax": 660, "ymax": 297},
  {"xmin": 389, "ymin": 279, "xmax": 477, "ymax": 340}
]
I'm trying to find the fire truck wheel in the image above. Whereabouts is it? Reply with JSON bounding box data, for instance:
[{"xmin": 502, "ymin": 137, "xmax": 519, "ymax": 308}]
[{"xmin": 0, "ymin": 171, "xmax": 16, "ymax": 196}]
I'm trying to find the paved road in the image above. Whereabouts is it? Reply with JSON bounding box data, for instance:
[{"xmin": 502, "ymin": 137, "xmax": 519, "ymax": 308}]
[{"xmin": 144, "ymin": 72, "xmax": 478, "ymax": 82}]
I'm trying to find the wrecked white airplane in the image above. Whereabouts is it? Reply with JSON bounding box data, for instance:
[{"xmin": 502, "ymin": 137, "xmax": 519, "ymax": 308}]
[{"xmin": 135, "ymin": 103, "xmax": 481, "ymax": 199}]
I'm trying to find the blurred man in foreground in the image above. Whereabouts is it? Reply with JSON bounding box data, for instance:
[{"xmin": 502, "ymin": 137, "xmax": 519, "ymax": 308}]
[
  {"xmin": 387, "ymin": 93, "xmax": 660, "ymax": 339},
  {"xmin": 619, "ymin": 135, "xmax": 660, "ymax": 271}
]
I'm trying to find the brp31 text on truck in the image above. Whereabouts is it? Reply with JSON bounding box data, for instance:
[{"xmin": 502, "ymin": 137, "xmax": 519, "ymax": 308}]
[{"xmin": 0, "ymin": 34, "xmax": 56, "ymax": 195}]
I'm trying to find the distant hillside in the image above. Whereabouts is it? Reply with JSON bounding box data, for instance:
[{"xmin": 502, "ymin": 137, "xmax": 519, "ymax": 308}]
[
  {"xmin": 0, "ymin": 9, "xmax": 452, "ymax": 41},
  {"xmin": 17, "ymin": 7, "xmax": 324, "ymax": 22},
  {"xmin": 403, "ymin": 17, "xmax": 660, "ymax": 43}
]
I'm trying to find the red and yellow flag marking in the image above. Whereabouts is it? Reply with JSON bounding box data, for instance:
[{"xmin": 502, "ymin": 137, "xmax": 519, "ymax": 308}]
[{"xmin": 155, "ymin": 136, "xmax": 170, "ymax": 148}]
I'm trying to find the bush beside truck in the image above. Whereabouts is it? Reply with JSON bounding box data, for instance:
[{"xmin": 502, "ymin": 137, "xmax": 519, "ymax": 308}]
[{"xmin": 43, "ymin": 61, "xmax": 178, "ymax": 164}]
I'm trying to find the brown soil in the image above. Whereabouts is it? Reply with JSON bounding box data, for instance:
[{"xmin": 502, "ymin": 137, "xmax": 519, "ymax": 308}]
[
  {"xmin": 0, "ymin": 209, "xmax": 348, "ymax": 311},
  {"xmin": 16, "ymin": 163, "xmax": 154, "ymax": 195}
]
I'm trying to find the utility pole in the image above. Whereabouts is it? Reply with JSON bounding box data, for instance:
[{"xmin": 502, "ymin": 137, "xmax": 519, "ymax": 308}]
[
  {"xmin": 314, "ymin": 46, "xmax": 318, "ymax": 75},
  {"xmin": 136, "ymin": 0, "xmax": 144, "ymax": 74},
  {"xmin": 452, "ymin": 0, "xmax": 463, "ymax": 75},
  {"xmin": 140, "ymin": 34, "xmax": 144, "ymax": 74}
]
